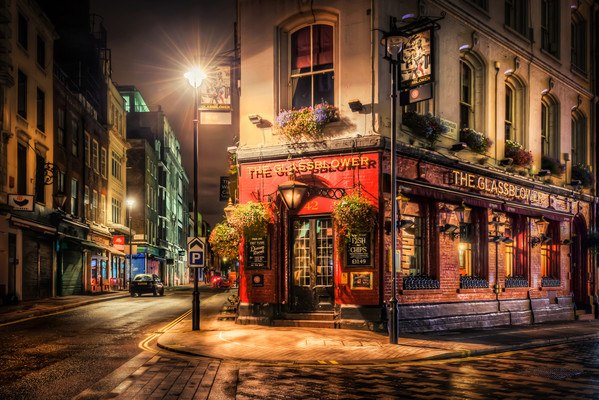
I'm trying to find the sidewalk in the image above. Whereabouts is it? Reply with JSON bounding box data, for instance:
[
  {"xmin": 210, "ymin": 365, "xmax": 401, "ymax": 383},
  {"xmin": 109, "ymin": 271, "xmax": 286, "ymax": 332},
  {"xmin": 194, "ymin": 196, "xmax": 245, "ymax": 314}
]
[
  {"xmin": 2, "ymin": 287, "xmax": 598, "ymax": 365},
  {"xmin": 0, "ymin": 290, "xmax": 130, "ymax": 325},
  {"xmin": 157, "ymin": 289, "xmax": 599, "ymax": 365}
]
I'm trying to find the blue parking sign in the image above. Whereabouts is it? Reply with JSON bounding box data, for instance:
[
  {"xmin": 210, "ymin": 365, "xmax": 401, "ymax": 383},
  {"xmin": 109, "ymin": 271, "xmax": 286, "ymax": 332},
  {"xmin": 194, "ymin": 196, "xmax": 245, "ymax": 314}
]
[{"xmin": 187, "ymin": 237, "xmax": 206, "ymax": 268}]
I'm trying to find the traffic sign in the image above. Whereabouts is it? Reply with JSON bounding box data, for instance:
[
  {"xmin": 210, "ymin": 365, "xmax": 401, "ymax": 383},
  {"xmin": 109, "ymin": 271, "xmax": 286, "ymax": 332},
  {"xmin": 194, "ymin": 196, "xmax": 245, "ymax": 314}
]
[{"xmin": 187, "ymin": 237, "xmax": 206, "ymax": 268}]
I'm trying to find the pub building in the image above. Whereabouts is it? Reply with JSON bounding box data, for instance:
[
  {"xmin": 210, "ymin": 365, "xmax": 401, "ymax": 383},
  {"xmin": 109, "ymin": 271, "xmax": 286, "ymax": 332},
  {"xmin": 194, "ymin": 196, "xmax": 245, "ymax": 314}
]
[
  {"xmin": 236, "ymin": 140, "xmax": 595, "ymax": 332},
  {"xmin": 233, "ymin": 0, "xmax": 597, "ymax": 332}
]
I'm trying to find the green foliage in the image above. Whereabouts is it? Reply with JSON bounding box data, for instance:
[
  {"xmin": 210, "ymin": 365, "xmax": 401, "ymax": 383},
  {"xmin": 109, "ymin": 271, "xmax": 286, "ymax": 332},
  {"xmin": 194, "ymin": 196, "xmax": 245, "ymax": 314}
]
[
  {"xmin": 332, "ymin": 192, "xmax": 377, "ymax": 237},
  {"xmin": 402, "ymin": 112, "xmax": 448, "ymax": 147},
  {"xmin": 571, "ymin": 163, "xmax": 594, "ymax": 188},
  {"xmin": 208, "ymin": 222, "xmax": 240, "ymax": 259},
  {"xmin": 228, "ymin": 202, "xmax": 274, "ymax": 238},
  {"xmin": 459, "ymin": 128, "xmax": 493, "ymax": 154}
]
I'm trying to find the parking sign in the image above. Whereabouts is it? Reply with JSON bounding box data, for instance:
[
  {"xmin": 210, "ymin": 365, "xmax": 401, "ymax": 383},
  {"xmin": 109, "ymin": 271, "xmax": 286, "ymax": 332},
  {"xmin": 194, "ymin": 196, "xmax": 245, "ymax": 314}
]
[{"xmin": 187, "ymin": 237, "xmax": 206, "ymax": 268}]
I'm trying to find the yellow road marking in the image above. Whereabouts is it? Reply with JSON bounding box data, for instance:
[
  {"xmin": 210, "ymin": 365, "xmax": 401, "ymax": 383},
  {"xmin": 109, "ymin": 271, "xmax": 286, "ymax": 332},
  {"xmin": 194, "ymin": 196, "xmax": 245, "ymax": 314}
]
[{"xmin": 138, "ymin": 310, "xmax": 191, "ymax": 353}]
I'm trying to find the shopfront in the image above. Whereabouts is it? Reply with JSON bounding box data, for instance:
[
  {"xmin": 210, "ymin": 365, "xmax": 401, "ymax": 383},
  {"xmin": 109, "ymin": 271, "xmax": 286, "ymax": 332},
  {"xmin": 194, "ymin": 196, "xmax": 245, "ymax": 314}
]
[{"xmin": 236, "ymin": 141, "xmax": 595, "ymax": 332}]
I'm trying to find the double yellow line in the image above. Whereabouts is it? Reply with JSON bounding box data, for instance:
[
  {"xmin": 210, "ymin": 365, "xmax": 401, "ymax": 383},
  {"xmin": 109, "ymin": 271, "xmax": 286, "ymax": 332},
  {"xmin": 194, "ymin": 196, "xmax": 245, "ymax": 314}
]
[{"xmin": 138, "ymin": 309, "xmax": 191, "ymax": 353}]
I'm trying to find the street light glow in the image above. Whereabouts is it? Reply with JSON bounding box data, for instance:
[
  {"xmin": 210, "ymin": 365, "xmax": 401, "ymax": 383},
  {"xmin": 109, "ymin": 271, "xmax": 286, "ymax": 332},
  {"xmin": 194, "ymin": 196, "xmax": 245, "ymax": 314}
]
[{"xmin": 184, "ymin": 67, "xmax": 206, "ymax": 88}]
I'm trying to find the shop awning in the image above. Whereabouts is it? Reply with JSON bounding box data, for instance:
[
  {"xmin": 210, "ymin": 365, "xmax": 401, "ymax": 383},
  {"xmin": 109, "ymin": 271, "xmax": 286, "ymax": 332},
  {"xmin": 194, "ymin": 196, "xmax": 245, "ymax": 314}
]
[{"xmin": 81, "ymin": 240, "xmax": 107, "ymax": 251}]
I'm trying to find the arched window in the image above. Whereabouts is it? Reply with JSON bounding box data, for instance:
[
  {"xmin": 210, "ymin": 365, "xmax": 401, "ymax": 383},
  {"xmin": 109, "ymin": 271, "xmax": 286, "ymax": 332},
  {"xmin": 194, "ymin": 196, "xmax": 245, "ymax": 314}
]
[
  {"xmin": 571, "ymin": 110, "xmax": 587, "ymax": 165},
  {"xmin": 571, "ymin": 11, "xmax": 587, "ymax": 73},
  {"xmin": 504, "ymin": 74, "xmax": 526, "ymax": 145},
  {"xmin": 278, "ymin": 12, "xmax": 337, "ymax": 112},
  {"xmin": 459, "ymin": 53, "xmax": 485, "ymax": 131},
  {"xmin": 290, "ymin": 23, "xmax": 334, "ymax": 108},
  {"xmin": 541, "ymin": 95, "xmax": 559, "ymax": 159}
]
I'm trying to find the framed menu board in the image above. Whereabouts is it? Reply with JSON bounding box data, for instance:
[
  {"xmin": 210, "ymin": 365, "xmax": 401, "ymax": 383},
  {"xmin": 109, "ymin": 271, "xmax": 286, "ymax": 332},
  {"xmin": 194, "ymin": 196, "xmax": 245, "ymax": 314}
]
[
  {"xmin": 245, "ymin": 236, "xmax": 269, "ymax": 269},
  {"xmin": 350, "ymin": 271, "xmax": 373, "ymax": 290},
  {"xmin": 345, "ymin": 232, "xmax": 372, "ymax": 267}
]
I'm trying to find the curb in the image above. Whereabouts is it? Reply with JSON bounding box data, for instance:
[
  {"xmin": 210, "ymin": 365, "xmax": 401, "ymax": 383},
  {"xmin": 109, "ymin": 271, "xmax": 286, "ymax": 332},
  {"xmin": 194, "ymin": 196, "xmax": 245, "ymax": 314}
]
[
  {"xmin": 156, "ymin": 330, "xmax": 599, "ymax": 366},
  {"xmin": 0, "ymin": 293, "xmax": 130, "ymax": 325}
]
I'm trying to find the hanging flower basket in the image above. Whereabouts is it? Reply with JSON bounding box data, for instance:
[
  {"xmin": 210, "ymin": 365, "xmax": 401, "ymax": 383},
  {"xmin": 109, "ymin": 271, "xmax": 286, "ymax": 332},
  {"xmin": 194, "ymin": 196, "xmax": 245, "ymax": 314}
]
[
  {"xmin": 505, "ymin": 140, "xmax": 533, "ymax": 167},
  {"xmin": 228, "ymin": 201, "xmax": 274, "ymax": 238},
  {"xmin": 571, "ymin": 163, "xmax": 594, "ymax": 188},
  {"xmin": 332, "ymin": 192, "xmax": 377, "ymax": 237},
  {"xmin": 541, "ymin": 155, "xmax": 565, "ymax": 176},
  {"xmin": 209, "ymin": 222, "xmax": 240, "ymax": 259},
  {"xmin": 459, "ymin": 128, "xmax": 493, "ymax": 154},
  {"xmin": 402, "ymin": 112, "xmax": 448, "ymax": 148},
  {"xmin": 274, "ymin": 103, "xmax": 338, "ymax": 141}
]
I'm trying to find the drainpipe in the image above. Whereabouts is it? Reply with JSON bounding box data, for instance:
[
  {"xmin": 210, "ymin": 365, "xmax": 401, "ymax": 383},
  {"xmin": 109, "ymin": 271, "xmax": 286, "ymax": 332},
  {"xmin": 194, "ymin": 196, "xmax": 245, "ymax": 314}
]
[{"xmin": 494, "ymin": 61, "xmax": 500, "ymax": 164}]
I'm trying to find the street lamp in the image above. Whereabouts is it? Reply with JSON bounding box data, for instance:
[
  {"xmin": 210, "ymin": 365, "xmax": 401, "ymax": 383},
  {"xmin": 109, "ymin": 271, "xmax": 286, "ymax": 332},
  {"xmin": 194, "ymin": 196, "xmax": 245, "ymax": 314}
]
[
  {"xmin": 126, "ymin": 198, "xmax": 135, "ymax": 288},
  {"xmin": 381, "ymin": 27, "xmax": 405, "ymax": 345},
  {"xmin": 185, "ymin": 65, "xmax": 206, "ymax": 331}
]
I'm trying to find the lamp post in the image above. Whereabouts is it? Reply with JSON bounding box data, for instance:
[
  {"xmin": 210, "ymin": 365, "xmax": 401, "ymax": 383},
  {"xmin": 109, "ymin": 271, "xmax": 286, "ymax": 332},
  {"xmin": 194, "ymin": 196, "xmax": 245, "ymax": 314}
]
[
  {"xmin": 185, "ymin": 65, "xmax": 206, "ymax": 331},
  {"xmin": 126, "ymin": 198, "xmax": 134, "ymax": 288},
  {"xmin": 381, "ymin": 27, "xmax": 404, "ymax": 345}
]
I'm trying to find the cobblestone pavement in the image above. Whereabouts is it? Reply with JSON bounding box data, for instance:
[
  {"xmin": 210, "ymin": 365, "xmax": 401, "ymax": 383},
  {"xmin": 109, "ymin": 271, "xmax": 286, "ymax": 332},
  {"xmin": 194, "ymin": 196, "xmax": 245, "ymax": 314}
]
[{"xmin": 92, "ymin": 339, "xmax": 599, "ymax": 399}]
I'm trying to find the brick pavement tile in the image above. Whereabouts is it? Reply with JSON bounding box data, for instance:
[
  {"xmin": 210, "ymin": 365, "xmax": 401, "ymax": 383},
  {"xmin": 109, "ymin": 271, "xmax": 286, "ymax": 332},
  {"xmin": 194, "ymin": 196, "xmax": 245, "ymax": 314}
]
[{"xmin": 193, "ymin": 361, "xmax": 220, "ymax": 399}]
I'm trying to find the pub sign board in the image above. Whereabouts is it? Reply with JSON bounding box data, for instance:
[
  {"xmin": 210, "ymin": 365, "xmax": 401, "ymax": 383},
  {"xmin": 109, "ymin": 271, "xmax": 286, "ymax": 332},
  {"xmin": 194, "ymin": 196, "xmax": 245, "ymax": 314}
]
[
  {"xmin": 245, "ymin": 236, "xmax": 269, "ymax": 269},
  {"xmin": 345, "ymin": 232, "xmax": 372, "ymax": 267}
]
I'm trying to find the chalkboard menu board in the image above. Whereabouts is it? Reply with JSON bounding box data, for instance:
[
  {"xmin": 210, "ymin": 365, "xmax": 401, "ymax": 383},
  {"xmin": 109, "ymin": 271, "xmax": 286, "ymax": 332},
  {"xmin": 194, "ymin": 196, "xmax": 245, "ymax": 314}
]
[
  {"xmin": 246, "ymin": 236, "xmax": 269, "ymax": 269},
  {"xmin": 345, "ymin": 232, "xmax": 372, "ymax": 267}
]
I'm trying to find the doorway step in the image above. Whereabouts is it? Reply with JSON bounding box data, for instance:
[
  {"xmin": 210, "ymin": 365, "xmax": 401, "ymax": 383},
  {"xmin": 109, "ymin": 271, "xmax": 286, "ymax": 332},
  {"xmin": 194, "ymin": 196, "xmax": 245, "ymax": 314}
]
[
  {"xmin": 273, "ymin": 312, "xmax": 338, "ymax": 329},
  {"xmin": 575, "ymin": 309, "xmax": 595, "ymax": 321}
]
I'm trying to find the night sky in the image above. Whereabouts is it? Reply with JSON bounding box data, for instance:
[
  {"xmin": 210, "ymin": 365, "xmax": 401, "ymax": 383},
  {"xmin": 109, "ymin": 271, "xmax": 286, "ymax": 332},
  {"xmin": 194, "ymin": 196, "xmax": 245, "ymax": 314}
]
[{"xmin": 89, "ymin": 0, "xmax": 237, "ymax": 226}]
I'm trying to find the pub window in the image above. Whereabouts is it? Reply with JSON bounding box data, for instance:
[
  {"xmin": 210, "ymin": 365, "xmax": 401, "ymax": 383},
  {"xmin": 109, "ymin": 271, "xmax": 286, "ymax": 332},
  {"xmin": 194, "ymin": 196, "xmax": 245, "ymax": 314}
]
[
  {"xmin": 571, "ymin": 12, "xmax": 586, "ymax": 74},
  {"xmin": 459, "ymin": 60, "xmax": 473, "ymax": 129},
  {"xmin": 459, "ymin": 52, "xmax": 485, "ymax": 131},
  {"xmin": 290, "ymin": 23, "xmax": 334, "ymax": 108},
  {"xmin": 401, "ymin": 214, "xmax": 423, "ymax": 277},
  {"xmin": 505, "ymin": 0, "xmax": 529, "ymax": 38},
  {"xmin": 541, "ymin": 95, "xmax": 559, "ymax": 159},
  {"xmin": 458, "ymin": 207, "xmax": 487, "ymax": 288},
  {"xmin": 504, "ymin": 75, "xmax": 526, "ymax": 145},
  {"xmin": 503, "ymin": 214, "xmax": 529, "ymax": 288},
  {"xmin": 540, "ymin": 221, "xmax": 560, "ymax": 286},
  {"xmin": 541, "ymin": 0, "xmax": 560, "ymax": 58},
  {"xmin": 571, "ymin": 110, "xmax": 587, "ymax": 166}
]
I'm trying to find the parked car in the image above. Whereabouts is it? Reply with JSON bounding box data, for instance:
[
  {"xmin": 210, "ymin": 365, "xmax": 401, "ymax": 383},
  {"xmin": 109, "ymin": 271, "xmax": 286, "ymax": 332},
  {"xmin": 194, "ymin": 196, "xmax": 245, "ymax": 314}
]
[
  {"xmin": 211, "ymin": 274, "xmax": 231, "ymax": 288},
  {"xmin": 129, "ymin": 274, "xmax": 165, "ymax": 297}
]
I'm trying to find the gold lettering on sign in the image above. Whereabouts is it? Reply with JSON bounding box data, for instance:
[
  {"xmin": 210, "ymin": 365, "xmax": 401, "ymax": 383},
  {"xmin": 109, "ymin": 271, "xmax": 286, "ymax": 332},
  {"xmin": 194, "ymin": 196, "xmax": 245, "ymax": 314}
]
[
  {"xmin": 246, "ymin": 156, "xmax": 377, "ymax": 179},
  {"xmin": 450, "ymin": 170, "xmax": 547, "ymax": 204}
]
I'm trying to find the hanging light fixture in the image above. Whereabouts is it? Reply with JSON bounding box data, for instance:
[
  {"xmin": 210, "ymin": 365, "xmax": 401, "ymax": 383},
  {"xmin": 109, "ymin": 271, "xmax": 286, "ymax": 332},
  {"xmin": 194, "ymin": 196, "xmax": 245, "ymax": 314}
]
[
  {"xmin": 454, "ymin": 202, "xmax": 472, "ymax": 224},
  {"xmin": 278, "ymin": 178, "xmax": 309, "ymax": 211}
]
